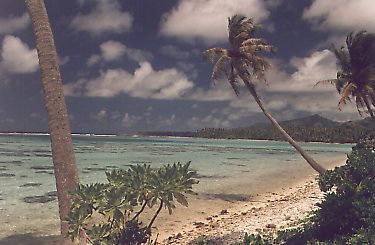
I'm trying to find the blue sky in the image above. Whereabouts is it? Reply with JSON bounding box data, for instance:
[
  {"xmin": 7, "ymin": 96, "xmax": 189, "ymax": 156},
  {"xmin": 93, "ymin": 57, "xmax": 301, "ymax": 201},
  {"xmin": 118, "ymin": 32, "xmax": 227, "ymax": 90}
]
[{"xmin": 0, "ymin": 0, "xmax": 374, "ymax": 134}]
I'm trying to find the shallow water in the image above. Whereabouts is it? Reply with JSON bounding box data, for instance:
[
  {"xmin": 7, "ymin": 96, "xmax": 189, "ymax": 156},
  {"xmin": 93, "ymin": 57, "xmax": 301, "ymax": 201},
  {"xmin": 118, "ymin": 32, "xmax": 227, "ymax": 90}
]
[{"xmin": 0, "ymin": 134, "xmax": 352, "ymax": 238}]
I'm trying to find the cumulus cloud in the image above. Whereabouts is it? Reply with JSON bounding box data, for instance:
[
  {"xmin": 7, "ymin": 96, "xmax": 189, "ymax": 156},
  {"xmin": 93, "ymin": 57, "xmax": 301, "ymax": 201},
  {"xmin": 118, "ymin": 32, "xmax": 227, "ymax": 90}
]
[
  {"xmin": 122, "ymin": 113, "xmax": 142, "ymax": 127},
  {"xmin": 268, "ymin": 49, "xmax": 337, "ymax": 92},
  {"xmin": 64, "ymin": 61, "xmax": 194, "ymax": 99},
  {"xmin": 303, "ymin": 0, "xmax": 375, "ymax": 33},
  {"xmin": 70, "ymin": 0, "xmax": 133, "ymax": 34},
  {"xmin": 160, "ymin": 0, "xmax": 270, "ymax": 43},
  {"xmin": 0, "ymin": 35, "xmax": 38, "ymax": 74},
  {"xmin": 87, "ymin": 40, "xmax": 153, "ymax": 66},
  {"xmin": 0, "ymin": 13, "xmax": 30, "ymax": 34}
]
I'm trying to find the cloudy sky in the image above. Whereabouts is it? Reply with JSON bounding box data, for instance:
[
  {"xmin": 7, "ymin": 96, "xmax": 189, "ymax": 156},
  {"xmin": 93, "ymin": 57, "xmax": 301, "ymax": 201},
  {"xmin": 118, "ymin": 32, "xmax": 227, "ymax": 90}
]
[{"xmin": 0, "ymin": 0, "xmax": 373, "ymax": 134}]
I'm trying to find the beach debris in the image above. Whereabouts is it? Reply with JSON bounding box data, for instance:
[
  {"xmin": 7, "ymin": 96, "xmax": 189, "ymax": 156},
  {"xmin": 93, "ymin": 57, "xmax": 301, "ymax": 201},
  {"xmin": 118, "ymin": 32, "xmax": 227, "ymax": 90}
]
[
  {"xmin": 266, "ymin": 223, "xmax": 276, "ymax": 229},
  {"xmin": 193, "ymin": 221, "xmax": 205, "ymax": 228}
]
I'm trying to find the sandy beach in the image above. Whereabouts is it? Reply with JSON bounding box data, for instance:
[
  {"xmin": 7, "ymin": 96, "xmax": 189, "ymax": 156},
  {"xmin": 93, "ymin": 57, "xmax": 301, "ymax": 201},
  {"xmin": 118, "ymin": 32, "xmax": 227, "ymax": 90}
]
[{"xmin": 156, "ymin": 155, "xmax": 347, "ymax": 244}]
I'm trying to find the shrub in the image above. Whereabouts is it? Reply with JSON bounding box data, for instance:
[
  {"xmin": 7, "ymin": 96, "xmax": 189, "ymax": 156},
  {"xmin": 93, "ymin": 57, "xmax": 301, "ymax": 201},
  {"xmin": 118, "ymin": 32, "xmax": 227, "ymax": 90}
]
[
  {"xmin": 240, "ymin": 136, "xmax": 375, "ymax": 244},
  {"xmin": 66, "ymin": 161, "xmax": 198, "ymax": 245}
]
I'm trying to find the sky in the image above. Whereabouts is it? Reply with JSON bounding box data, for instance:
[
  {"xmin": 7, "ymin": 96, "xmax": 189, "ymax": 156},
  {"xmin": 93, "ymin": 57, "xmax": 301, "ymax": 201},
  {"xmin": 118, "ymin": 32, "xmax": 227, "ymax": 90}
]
[{"xmin": 0, "ymin": 0, "xmax": 374, "ymax": 134}]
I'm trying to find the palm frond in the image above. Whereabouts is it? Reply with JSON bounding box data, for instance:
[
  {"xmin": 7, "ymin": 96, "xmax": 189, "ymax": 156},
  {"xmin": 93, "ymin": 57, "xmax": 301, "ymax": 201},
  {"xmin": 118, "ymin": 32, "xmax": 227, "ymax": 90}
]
[
  {"xmin": 211, "ymin": 55, "xmax": 230, "ymax": 82},
  {"xmin": 338, "ymin": 83, "xmax": 356, "ymax": 110},
  {"xmin": 203, "ymin": 48, "xmax": 228, "ymax": 62},
  {"xmin": 314, "ymin": 79, "xmax": 339, "ymax": 88}
]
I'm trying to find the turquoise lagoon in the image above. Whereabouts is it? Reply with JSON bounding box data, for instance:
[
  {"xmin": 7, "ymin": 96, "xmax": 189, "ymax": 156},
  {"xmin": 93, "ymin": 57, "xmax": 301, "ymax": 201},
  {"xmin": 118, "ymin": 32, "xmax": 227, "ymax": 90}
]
[{"xmin": 0, "ymin": 134, "xmax": 352, "ymax": 238}]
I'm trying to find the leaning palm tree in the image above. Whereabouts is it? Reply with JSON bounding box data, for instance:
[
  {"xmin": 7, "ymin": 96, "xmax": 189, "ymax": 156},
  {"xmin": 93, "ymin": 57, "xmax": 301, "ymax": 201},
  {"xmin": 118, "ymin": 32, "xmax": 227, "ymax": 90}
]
[
  {"xmin": 204, "ymin": 15, "xmax": 326, "ymax": 174},
  {"xmin": 316, "ymin": 31, "xmax": 375, "ymax": 117},
  {"xmin": 25, "ymin": 0, "xmax": 79, "ymax": 244}
]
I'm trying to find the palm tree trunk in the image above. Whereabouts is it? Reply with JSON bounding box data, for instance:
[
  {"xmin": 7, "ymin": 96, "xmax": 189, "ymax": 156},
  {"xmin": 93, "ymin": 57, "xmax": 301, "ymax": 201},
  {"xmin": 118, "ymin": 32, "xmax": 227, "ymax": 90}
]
[
  {"xmin": 25, "ymin": 1, "xmax": 80, "ymax": 244},
  {"xmin": 236, "ymin": 72, "xmax": 326, "ymax": 174}
]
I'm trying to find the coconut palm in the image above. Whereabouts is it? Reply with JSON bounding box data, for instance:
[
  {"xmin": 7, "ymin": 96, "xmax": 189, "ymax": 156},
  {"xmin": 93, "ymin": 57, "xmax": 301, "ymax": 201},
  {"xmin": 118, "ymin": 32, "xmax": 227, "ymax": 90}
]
[
  {"xmin": 25, "ymin": 0, "xmax": 79, "ymax": 244},
  {"xmin": 316, "ymin": 31, "xmax": 375, "ymax": 117},
  {"xmin": 204, "ymin": 15, "xmax": 326, "ymax": 174}
]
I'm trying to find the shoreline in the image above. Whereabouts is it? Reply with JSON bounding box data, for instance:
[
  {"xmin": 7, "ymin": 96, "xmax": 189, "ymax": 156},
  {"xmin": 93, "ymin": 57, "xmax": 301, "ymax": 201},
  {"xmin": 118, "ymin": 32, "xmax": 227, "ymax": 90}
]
[{"xmin": 0, "ymin": 155, "xmax": 347, "ymax": 245}]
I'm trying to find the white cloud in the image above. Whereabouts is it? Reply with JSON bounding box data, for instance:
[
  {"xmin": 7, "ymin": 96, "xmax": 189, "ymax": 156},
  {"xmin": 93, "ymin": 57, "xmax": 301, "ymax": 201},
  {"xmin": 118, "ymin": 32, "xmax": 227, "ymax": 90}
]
[
  {"xmin": 0, "ymin": 13, "xmax": 29, "ymax": 34},
  {"xmin": 186, "ymin": 114, "xmax": 230, "ymax": 128},
  {"xmin": 87, "ymin": 40, "xmax": 153, "ymax": 66},
  {"xmin": 303, "ymin": 0, "xmax": 375, "ymax": 33},
  {"xmin": 160, "ymin": 0, "xmax": 270, "ymax": 43},
  {"xmin": 190, "ymin": 85, "xmax": 235, "ymax": 101},
  {"xmin": 93, "ymin": 109, "xmax": 108, "ymax": 122},
  {"xmin": 0, "ymin": 35, "xmax": 38, "ymax": 74},
  {"xmin": 100, "ymin": 41, "xmax": 126, "ymax": 61},
  {"xmin": 70, "ymin": 0, "xmax": 133, "ymax": 34},
  {"xmin": 268, "ymin": 49, "xmax": 337, "ymax": 92},
  {"xmin": 122, "ymin": 113, "xmax": 141, "ymax": 127},
  {"xmin": 87, "ymin": 54, "xmax": 101, "ymax": 66},
  {"xmin": 65, "ymin": 61, "xmax": 194, "ymax": 99}
]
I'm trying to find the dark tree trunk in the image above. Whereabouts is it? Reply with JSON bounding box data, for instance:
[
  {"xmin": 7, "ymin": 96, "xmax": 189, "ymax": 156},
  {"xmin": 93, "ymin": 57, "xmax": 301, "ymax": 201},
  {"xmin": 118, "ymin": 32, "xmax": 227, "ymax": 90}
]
[{"xmin": 25, "ymin": 0, "xmax": 80, "ymax": 244}]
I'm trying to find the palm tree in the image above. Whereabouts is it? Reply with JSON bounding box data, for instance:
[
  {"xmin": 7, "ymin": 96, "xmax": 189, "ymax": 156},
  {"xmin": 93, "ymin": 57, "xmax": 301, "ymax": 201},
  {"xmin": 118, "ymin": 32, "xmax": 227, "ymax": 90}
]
[
  {"xmin": 204, "ymin": 15, "xmax": 326, "ymax": 174},
  {"xmin": 25, "ymin": 0, "xmax": 80, "ymax": 244},
  {"xmin": 316, "ymin": 31, "xmax": 375, "ymax": 117}
]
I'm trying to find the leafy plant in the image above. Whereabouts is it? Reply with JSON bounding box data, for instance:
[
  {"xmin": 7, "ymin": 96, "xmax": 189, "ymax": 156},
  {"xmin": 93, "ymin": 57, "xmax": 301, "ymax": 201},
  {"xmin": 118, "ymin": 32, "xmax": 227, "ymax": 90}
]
[
  {"xmin": 66, "ymin": 161, "xmax": 198, "ymax": 245},
  {"xmin": 237, "ymin": 135, "xmax": 375, "ymax": 244}
]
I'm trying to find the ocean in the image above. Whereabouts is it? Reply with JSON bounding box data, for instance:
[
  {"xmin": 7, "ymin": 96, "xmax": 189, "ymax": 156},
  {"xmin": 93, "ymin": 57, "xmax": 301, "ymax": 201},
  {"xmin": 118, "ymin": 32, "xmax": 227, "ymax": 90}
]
[{"xmin": 0, "ymin": 134, "xmax": 352, "ymax": 239}]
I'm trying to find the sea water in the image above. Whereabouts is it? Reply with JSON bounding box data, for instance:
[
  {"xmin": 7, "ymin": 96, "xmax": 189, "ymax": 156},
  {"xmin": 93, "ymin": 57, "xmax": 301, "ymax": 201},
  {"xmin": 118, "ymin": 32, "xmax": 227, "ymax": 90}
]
[{"xmin": 0, "ymin": 134, "xmax": 352, "ymax": 238}]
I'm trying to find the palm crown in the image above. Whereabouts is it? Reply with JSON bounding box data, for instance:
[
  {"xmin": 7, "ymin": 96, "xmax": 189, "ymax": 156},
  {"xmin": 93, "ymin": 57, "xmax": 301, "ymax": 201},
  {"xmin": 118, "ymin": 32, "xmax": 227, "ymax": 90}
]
[
  {"xmin": 204, "ymin": 15, "xmax": 275, "ymax": 95},
  {"xmin": 317, "ymin": 31, "xmax": 375, "ymax": 117}
]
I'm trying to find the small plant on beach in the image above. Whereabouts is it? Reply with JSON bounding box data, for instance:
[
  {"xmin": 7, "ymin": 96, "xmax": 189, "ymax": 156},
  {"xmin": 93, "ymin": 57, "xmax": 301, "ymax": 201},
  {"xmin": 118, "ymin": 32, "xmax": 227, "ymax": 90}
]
[{"xmin": 66, "ymin": 161, "xmax": 198, "ymax": 245}]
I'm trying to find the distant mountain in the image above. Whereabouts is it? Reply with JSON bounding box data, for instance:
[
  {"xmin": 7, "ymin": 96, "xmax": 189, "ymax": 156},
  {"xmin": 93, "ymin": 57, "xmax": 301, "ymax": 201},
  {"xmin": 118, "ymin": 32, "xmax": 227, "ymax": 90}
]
[{"xmin": 250, "ymin": 114, "xmax": 341, "ymax": 130}]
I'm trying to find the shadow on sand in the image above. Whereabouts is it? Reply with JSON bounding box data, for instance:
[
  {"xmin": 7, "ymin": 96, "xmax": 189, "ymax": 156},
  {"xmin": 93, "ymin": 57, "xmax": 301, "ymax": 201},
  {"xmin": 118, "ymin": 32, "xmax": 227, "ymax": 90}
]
[{"xmin": 0, "ymin": 233, "xmax": 59, "ymax": 245}]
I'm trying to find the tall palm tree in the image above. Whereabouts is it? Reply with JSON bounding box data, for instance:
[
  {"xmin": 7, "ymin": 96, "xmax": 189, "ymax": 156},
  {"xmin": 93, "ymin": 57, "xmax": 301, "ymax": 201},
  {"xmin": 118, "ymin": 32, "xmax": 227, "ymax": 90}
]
[
  {"xmin": 316, "ymin": 31, "xmax": 375, "ymax": 117},
  {"xmin": 25, "ymin": 0, "xmax": 79, "ymax": 244},
  {"xmin": 204, "ymin": 15, "xmax": 326, "ymax": 174}
]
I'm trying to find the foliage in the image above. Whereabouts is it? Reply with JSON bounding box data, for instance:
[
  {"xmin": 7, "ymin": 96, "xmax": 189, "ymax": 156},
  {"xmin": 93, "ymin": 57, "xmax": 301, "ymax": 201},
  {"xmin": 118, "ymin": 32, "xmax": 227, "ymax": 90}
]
[
  {"xmin": 235, "ymin": 136, "xmax": 375, "ymax": 244},
  {"xmin": 316, "ymin": 31, "xmax": 375, "ymax": 116},
  {"xmin": 312, "ymin": 136, "xmax": 375, "ymax": 242},
  {"xmin": 66, "ymin": 162, "xmax": 198, "ymax": 245}
]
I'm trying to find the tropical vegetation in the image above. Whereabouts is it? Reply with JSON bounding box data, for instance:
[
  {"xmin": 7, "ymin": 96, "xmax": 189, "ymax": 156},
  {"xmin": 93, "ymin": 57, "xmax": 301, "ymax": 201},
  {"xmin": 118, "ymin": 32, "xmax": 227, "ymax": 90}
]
[
  {"xmin": 67, "ymin": 162, "xmax": 198, "ymax": 245},
  {"xmin": 223, "ymin": 135, "xmax": 375, "ymax": 244},
  {"xmin": 204, "ymin": 15, "xmax": 326, "ymax": 174},
  {"xmin": 316, "ymin": 31, "xmax": 375, "ymax": 117},
  {"xmin": 196, "ymin": 114, "xmax": 375, "ymax": 143},
  {"xmin": 25, "ymin": 0, "xmax": 80, "ymax": 244}
]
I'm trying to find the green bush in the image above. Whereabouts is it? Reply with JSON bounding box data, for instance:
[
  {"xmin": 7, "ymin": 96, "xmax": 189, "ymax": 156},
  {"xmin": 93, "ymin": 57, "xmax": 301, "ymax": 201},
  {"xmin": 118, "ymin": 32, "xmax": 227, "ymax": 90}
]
[
  {"xmin": 66, "ymin": 162, "xmax": 198, "ymax": 245},
  {"xmin": 277, "ymin": 136, "xmax": 375, "ymax": 244},
  {"xmin": 240, "ymin": 136, "xmax": 375, "ymax": 244}
]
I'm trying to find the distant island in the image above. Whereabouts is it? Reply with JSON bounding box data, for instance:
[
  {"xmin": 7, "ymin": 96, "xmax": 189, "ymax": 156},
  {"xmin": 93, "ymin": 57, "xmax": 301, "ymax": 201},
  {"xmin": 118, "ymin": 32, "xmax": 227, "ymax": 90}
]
[{"xmin": 139, "ymin": 114, "xmax": 375, "ymax": 143}]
